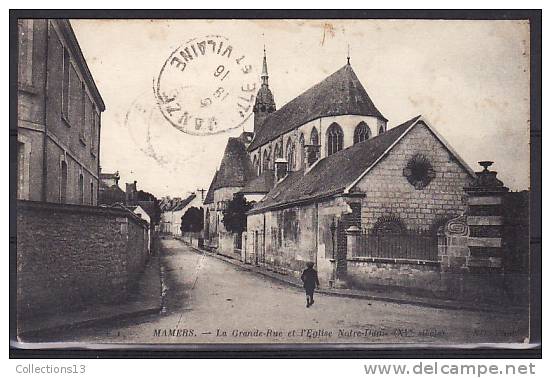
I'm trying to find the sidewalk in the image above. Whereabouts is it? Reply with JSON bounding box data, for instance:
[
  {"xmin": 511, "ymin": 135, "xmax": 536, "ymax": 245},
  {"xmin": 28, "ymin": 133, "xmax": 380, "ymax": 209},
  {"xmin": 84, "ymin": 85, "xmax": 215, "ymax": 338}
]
[
  {"xmin": 18, "ymin": 254, "xmax": 162, "ymax": 339},
  {"xmin": 181, "ymin": 239, "xmax": 525, "ymax": 314}
]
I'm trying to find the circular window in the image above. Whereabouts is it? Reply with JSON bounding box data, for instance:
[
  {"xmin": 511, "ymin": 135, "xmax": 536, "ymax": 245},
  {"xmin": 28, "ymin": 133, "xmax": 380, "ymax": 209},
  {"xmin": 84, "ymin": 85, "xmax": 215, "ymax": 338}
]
[{"xmin": 403, "ymin": 154, "xmax": 435, "ymax": 189}]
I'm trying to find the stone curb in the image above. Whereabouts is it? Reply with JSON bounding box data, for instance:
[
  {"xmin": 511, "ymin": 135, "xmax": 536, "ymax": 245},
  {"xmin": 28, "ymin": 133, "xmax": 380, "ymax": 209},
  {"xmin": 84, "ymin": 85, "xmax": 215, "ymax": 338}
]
[{"xmin": 182, "ymin": 240, "xmax": 524, "ymax": 315}]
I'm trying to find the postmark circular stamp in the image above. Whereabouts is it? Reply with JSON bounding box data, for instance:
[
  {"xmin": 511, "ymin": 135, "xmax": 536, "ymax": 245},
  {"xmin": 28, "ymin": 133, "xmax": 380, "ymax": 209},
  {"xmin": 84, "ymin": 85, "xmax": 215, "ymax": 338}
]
[{"xmin": 154, "ymin": 35, "xmax": 257, "ymax": 136}]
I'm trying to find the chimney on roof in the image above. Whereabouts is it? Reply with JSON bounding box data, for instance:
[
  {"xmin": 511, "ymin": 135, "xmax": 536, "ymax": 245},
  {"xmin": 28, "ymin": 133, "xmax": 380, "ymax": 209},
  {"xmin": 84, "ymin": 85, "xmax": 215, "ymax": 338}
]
[
  {"xmin": 125, "ymin": 181, "xmax": 138, "ymax": 205},
  {"xmin": 274, "ymin": 157, "xmax": 288, "ymax": 182}
]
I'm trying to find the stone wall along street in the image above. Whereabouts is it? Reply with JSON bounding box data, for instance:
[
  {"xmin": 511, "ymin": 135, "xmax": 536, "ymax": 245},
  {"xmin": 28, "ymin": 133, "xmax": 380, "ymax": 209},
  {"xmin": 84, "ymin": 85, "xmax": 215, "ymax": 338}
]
[{"xmin": 16, "ymin": 200, "xmax": 150, "ymax": 320}]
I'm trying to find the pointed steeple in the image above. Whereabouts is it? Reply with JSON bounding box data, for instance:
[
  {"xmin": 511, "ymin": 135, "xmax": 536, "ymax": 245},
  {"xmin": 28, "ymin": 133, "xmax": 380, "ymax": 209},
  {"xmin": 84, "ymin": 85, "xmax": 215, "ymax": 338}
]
[
  {"xmin": 261, "ymin": 46, "xmax": 269, "ymax": 86},
  {"xmin": 253, "ymin": 46, "xmax": 276, "ymax": 134}
]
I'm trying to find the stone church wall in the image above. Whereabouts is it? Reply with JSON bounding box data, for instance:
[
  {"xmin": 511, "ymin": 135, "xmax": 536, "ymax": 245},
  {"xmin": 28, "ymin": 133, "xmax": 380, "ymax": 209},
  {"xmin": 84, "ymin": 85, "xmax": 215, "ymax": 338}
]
[
  {"xmin": 246, "ymin": 196, "xmax": 352, "ymax": 283},
  {"xmin": 246, "ymin": 203, "xmax": 319, "ymax": 277},
  {"xmin": 17, "ymin": 200, "xmax": 149, "ymax": 321},
  {"xmin": 355, "ymin": 122, "xmax": 473, "ymax": 232}
]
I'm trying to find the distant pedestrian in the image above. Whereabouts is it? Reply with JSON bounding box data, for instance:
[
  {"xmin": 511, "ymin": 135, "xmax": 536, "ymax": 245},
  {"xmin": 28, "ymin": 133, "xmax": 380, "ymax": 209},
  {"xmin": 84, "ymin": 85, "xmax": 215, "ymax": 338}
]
[{"xmin": 301, "ymin": 261, "xmax": 320, "ymax": 308}]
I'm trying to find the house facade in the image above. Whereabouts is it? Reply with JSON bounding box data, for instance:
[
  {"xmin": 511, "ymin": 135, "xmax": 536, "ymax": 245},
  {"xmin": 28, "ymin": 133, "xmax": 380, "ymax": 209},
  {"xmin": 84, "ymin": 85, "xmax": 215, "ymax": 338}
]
[
  {"xmin": 160, "ymin": 193, "xmax": 202, "ymax": 236},
  {"xmin": 16, "ymin": 19, "xmax": 153, "ymax": 324},
  {"xmin": 17, "ymin": 19, "xmax": 105, "ymax": 205}
]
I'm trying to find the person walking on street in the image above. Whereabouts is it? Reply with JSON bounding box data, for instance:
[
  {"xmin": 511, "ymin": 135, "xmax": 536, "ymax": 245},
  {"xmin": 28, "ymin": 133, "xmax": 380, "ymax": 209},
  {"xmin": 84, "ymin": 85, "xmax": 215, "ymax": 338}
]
[{"xmin": 301, "ymin": 261, "xmax": 320, "ymax": 308}]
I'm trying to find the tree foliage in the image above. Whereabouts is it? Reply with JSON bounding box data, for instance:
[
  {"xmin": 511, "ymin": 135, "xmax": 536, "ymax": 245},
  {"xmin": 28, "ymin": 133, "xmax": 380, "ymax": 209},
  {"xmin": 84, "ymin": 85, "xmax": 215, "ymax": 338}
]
[
  {"xmin": 180, "ymin": 206, "xmax": 204, "ymax": 233},
  {"xmin": 222, "ymin": 193, "xmax": 254, "ymax": 234}
]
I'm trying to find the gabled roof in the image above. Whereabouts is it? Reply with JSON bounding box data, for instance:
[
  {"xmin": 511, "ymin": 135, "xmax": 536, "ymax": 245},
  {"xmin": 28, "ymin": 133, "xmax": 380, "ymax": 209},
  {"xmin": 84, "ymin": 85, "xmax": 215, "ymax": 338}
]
[
  {"xmin": 250, "ymin": 115, "xmax": 474, "ymax": 214},
  {"xmin": 248, "ymin": 63, "xmax": 386, "ymax": 151},
  {"xmin": 215, "ymin": 137, "xmax": 256, "ymax": 189},
  {"xmin": 172, "ymin": 194, "xmax": 197, "ymax": 212},
  {"xmin": 240, "ymin": 169, "xmax": 275, "ymax": 194},
  {"xmin": 161, "ymin": 194, "xmax": 197, "ymax": 212},
  {"xmin": 136, "ymin": 200, "xmax": 156, "ymax": 220},
  {"xmin": 204, "ymin": 171, "xmax": 218, "ymax": 205}
]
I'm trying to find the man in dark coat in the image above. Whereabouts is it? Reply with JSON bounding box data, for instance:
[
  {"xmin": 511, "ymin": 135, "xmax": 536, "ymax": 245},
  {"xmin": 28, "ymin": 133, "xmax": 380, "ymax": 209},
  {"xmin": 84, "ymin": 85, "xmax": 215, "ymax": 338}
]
[{"xmin": 301, "ymin": 261, "xmax": 320, "ymax": 308}]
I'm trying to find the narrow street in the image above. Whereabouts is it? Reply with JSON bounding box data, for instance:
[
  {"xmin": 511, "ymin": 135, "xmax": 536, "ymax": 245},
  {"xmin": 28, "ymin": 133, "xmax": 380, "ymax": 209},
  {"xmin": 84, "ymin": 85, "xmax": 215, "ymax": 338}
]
[{"xmin": 42, "ymin": 238, "xmax": 528, "ymax": 345}]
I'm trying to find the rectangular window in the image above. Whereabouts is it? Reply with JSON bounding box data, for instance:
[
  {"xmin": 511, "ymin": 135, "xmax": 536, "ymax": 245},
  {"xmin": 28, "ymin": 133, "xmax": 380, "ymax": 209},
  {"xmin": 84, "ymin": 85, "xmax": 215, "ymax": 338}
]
[
  {"xmin": 90, "ymin": 108, "xmax": 97, "ymax": 152},
  {"xmin": 18, "ymin": 19, "xmax": 34, "ymax": 87},
  {"xmin": 62, "ymin": 48, "xmax": 70, "ymax": 120},
  {"xmin": 60, "ymin": 160, "xmax": 68, "ymax": 203},
  {"xmin": 79, "ymin": 83, "xmax": 86, "ymax": 144},
  {"xmin": 68, "ymin": 65, "xmax": 80, "ymax": 126},
  {"xmin": 79, "ymin": 174, "xmax": 84, "ymax": 204}
]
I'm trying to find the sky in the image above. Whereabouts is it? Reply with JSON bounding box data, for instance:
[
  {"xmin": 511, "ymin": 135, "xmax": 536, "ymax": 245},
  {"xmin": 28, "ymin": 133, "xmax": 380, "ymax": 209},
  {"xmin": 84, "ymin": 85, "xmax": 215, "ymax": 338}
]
[{"xmin": 71, "ymin": 19, "xmax": 530, "ymax": 198}]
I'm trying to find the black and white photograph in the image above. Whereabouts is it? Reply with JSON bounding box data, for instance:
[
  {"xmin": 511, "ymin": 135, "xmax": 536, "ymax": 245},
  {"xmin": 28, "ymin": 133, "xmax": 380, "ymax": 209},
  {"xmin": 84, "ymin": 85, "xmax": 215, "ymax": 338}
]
[{"xmin": 10, "ymin": 11, "xmax": 540, "ymax": 356}]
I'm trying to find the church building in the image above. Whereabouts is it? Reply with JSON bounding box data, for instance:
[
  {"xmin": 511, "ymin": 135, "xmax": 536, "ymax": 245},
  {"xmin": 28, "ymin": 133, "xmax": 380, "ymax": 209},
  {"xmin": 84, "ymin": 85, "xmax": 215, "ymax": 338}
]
[{"xmin": 204, "ymin": 50, "xmax": 478, "ymax": 290}]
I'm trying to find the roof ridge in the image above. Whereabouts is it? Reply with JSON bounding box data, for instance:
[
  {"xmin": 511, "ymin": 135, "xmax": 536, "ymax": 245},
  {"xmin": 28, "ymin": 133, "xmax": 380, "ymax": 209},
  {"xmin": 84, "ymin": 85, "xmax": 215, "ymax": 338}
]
[{"xmin": 248, "ymin": 64, "xmax": 387, "ymax": 152}]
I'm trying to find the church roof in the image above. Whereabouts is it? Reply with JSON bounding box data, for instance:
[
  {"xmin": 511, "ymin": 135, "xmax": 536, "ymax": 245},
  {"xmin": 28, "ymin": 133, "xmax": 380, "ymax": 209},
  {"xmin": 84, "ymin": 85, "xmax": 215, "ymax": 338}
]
[
  {"xmin": 214, "ymin": 137, "xmax": 257, "ymax": 190},
  {"xmin": 248, "ymin": 63, "xmax": 387, "ymax": 151},
  {"xmin": 240, "ymin": 169, "xmax": 275, "ymax": 194},
  {"xmin": 249, "ymin": 115, "xmax": 421, "ymax": 213},
  {"xmin": 203, "ymin": 171, "xmax": 218, "ymax": 205}
]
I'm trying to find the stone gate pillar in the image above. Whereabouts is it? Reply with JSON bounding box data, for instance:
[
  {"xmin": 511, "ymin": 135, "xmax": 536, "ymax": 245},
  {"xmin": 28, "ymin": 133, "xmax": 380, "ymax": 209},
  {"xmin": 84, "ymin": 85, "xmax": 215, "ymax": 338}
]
[
  {"xmin": 464, "ymin": 161, "xmax": 508, "ymax": 270},
  {"xmin": 346, "ymin": 225, "xmax": 361, "ymax": 259}
]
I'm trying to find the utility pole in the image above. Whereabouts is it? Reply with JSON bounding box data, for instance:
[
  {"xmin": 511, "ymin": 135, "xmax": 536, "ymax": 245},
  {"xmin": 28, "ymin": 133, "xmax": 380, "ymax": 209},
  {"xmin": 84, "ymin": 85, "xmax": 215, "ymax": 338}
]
[{"xmin": 197, "ymin": 188, "xmax": 207, "ymax": 202}]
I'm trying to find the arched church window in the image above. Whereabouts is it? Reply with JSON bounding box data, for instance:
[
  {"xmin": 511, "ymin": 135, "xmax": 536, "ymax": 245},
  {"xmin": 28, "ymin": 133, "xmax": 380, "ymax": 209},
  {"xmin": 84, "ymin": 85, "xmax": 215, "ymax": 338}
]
[
  {"xmin": 262, "ymin": 149, "xmax": 271, "ymax": 171},
  {"xmin": 298, "ymin": 133, "xmax": 305, "ymax": 168},
  {"xmin": 310, "ymin": 127, "xmax": 319, "ymax": 146},
  {"xmin": 275, "ymin": 142, "xmax": 283, "ymax": 159},
  {"xmin": 286, "ymin": 138, "xmax": 296, "ymax": 170},
  {"xmin": 252, "ymin": 155, "xmax": 260, "ymax": 175},
  {"xmin": 353, "ymin": 121, "xmax": 371, "ymax": 144},
  {"xmin": 326, "ymin": 123, "xmax": 343, "ymax": 156},
  {"xmin": 379, "ymin": 125, "xmax": 385, "ymax": 135}
]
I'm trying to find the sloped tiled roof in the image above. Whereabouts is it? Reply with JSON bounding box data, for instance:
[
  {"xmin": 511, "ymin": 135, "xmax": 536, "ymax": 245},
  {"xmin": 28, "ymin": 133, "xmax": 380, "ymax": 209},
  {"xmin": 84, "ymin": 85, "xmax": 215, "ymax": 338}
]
[
  {"xmin": 172, "ymin": 194, "xmax": 197, "ymax": 212},
  {"xmin": 204, "ymin": 171, "xmax": 218, "ymax": 205},
  {"xmin": 250, "ymin": 115, "xmax": 421, "ymax": 213},
  {"xmin": 248, "ymin": 63, "xmax": 387, "ymax": 151},
  {"xmin": 159, "ymin": 198, "xmax": 172, "ymax": 211},
  {"xmin": 215, "ymin": 137, "xmax": 256, "ymax": 189},
  {"xmin": 136, "ymin": 200, "xmax": 156, "ymax": 220},
  {"xmin": 240, "ymin": 169, "xmax": 275, "ymax": 194}
]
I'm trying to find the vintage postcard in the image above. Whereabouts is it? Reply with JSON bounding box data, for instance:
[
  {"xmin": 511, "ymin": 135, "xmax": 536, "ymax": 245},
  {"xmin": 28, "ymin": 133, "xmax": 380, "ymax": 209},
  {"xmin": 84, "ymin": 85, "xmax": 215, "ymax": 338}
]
[{"xmin": 13, "ymin": 15, "xmax": 537, "ymax": 351}]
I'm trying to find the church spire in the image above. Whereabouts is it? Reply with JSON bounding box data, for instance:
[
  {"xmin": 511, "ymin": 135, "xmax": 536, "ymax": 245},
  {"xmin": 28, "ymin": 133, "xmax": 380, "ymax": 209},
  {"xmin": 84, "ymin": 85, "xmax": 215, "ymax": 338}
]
[
  {"xmin": 253, "ymin": 46, "xmax": 276, "ymax": 134},
  {"xmin": 261, "ymin": 46, "xmax": 269, "ymax": 86}
]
